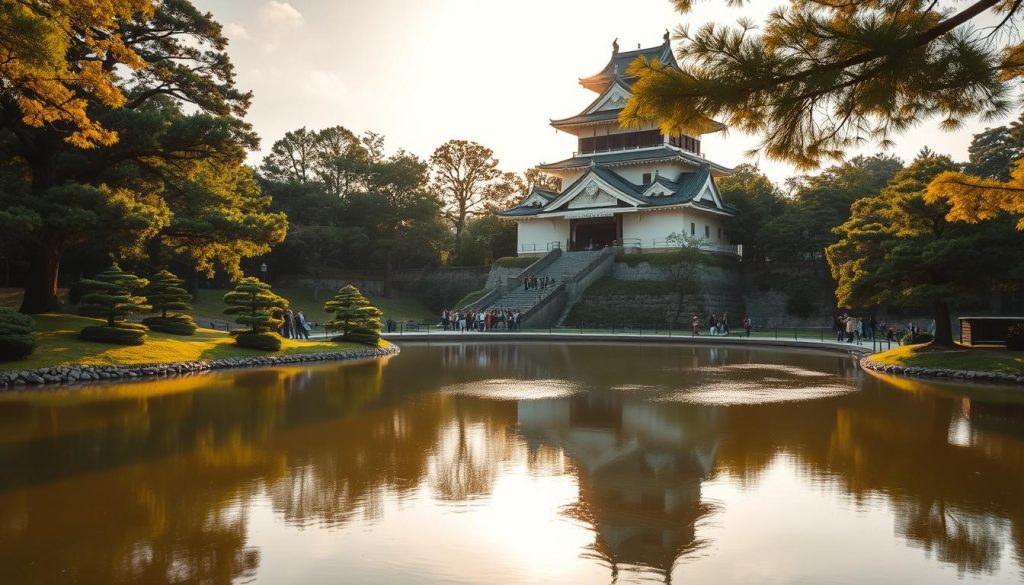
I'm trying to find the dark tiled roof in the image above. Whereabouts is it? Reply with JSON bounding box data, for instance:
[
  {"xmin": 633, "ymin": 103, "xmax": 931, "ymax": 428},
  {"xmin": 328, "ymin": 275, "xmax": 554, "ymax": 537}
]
[
  {"xmin": 538, "ymin": 147, "xmax": 731, "ymax": 174},
  {"xmin": 580, "ymin": 40, "xmax": 677, "ymax": 93},
  {"xmin": 551, "ymin": 109, "xmax": 622, "ymax": 128},
  {"xmin": 500, "ymin": 164, "xmax": 735, "ymax": 217}
]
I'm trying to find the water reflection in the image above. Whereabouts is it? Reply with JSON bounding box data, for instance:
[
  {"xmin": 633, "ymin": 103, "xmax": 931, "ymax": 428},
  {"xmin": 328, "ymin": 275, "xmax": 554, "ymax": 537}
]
[{"xmin": 0, "ymin": 343, "xmax": 1021, "ymax": 584}]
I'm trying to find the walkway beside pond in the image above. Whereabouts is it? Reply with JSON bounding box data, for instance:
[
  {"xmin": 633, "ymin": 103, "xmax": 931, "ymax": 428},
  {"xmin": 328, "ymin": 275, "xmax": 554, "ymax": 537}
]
[{"xmin": 380, "ymin": 329, "xmax": 878, "ymax": 356}]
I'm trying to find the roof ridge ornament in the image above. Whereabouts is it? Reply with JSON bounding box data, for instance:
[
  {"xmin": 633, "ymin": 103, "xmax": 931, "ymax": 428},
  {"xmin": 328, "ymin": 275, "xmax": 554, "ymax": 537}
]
[
  {"xmin": 612, "ymin": 38, "xmax": 619, "ymax": 55},
  {"xmin": 664, "ymin": 29, "xmax": 671, "ymax": 43}
]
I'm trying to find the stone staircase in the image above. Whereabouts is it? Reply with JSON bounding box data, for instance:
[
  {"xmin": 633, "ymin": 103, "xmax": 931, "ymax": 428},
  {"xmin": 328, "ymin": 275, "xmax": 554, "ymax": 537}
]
[{"xmin": 482, "ymin": 250, "xmax": 605, "ymax": 313}]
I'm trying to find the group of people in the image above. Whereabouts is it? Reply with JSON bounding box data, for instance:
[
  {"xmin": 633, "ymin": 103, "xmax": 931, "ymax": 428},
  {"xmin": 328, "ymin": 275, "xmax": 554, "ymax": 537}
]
[
  {"xmin": 441, "ymin": 308, "xmax": 522, "ymax": 332},
  {"xmin": 690, "ymin": 312, "xmax": 753, "ymax": 337},
  {"xmin": 523, "ymin": 274, "xmax": 554, "ymax": 291},
  {"xmin": 279, "ymin": 308, "xmax": 312, "ymax": 339},
  {"xmin": 834, "ymin": 314, "xmax": 878, "ymax": 343}
]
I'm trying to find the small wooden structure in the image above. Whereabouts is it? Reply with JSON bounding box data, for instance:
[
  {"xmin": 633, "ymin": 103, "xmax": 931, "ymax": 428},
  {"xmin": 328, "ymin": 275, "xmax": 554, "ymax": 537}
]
[{"xmin": 959, "ymin": 316, "xmax": 1024, "ymax": 346}]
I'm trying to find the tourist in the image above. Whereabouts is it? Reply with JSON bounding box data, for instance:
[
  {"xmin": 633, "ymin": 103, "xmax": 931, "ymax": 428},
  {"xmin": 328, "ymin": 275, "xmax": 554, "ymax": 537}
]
[
  {"xmin": 845, "ymin": 314, "xmax": 856, "ymax": 343},
  {"xmin": 282, "ymin": 309, "xmax": 295, "ymax": 339},
  {"xmin": 442, "ymin": 310, "xmax": 450, "ymax": 331},
  {"xmin": 477, "ymin": 311, "xmax": 485, "ymax": 332},
  {"xmin": 691, "ymin": 314, "xmax": 700, "ymax": 336},
  {"xmin": 834, "ymin": 315, "xmax": 845, "ymax": 341},
  {"xmin": 513, "ymin": 309, "xmax": 521, "ymax": 330},
  {"xmin": 743, "ymin": 315, "xmax": 752, "ymax": 337},
  {"xmin": 868, "ymin": 315, "xmax": 878, "ymax": 341},
  {"xmin": 709, "ymin": 313, "xmax": 718, "ymax": 336},
  {"xmin": 458, "ymin": 312, "xmax": 467, "ymax": 332},
  {"xmin": 523, "ymin": 277, "xmax": 529, "ymax": 291},
  {"xmin": 721, "ymin": 312, "xmax": 730, "ymax": 335},
  {"xmin": 296, "ymin": 310, "xmax": 311, "ymax": 340}
]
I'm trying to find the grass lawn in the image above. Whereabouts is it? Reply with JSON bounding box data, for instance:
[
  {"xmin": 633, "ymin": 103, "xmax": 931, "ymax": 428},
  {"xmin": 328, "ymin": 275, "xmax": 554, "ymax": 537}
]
[
  {"xmin": 870, "ymin": 344, "xmax": 1024, "ymax": 375},
  {"xmin": 2, "ymin": 313, "xmax": 384, "ymax": 371}
]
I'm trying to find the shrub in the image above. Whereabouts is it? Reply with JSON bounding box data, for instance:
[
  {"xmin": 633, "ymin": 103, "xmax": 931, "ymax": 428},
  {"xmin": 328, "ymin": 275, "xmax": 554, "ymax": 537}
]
[
  {"xmin": 0, "ymin": 307, "xmax": 36, "ymax": 361},
  {"xmin": 77, "ymin": 263, "xmax": 151, "ymax": 344},
  {"xmin": 901, "ymin": 332, "xmax": 934, "ymax": 345},
  {"xmin": 1007, "ymin": 323, "xmax": 1024, "ymax": 351},
  {"xmin": 224, "ymin": 277, "xmax": 287, "ymax": 350},
  {"xmin": 144, "ymin": 270, "xmax": 196, "ymax": 335},
  {"xmin": 142, "ymin": 315, "xmax": 198, "ymax": 336},
  {"xmin": 615, "ymin": 249, "xmax": 736, "ymax": 268},
  {"xmin": 233, "ymin": 332, "xmax": 283, "ymax": 351},
  {"xmin": 79, "ymin": 325, "xmax": 146, "ymax": 346},
  {"xmin": 324, "ymin": 285, "xmax": 383, "ymax": 345}
]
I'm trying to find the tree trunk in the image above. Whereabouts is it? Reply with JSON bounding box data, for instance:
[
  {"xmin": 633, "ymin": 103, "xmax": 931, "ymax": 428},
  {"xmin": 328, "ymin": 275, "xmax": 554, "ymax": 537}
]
[
  {"xmin": 930, "ymin": 299, "xmax": 956, "ymax": 347},
  {"xmin": 19, "ymin": 244, "xmax": 63, "ymax": 314},
  {"xmin": 383, "ymin": 252, "xmax": 393, "ymax": 299}
]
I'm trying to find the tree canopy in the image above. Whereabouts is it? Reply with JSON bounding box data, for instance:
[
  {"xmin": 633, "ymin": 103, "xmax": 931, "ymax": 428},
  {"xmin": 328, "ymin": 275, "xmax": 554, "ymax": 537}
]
[
  {"xmin": 0, "ymin": 0, "xmax": 284, "ymax": 314},
  {"xmin": 624, "ymin": 0, "xmax": 1024, "ymax": 169},
  {"xmin": 827, "ymin": 150, "xmax": 1024, "ymax": 346}
]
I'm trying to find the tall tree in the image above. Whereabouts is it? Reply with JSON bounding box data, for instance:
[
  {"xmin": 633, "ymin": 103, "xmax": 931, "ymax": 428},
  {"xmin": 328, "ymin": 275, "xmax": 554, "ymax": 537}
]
[
  {"xmin": 965, "ymin": 125, "xmax": 1020, "ymax": 180},
  {"xmin": 429, "ymin": 140, "xmax": 503, "ymax": 253},
  {"xmin": 716, "ymin": 164, "xmax": 784, "ymax": 262},
  {"xmin": 261, "ymin": 125, "xmax": 370, "ymax": 197},
  {"xmin": 1, "ymin": 1, "xmax": 277, "ymax": 314},
  {"xmin": 827, "ymin": 151, "xmax": 1024, "ymax": 346},
  {"xmin": 0, "ymin": 0, "xmax": 152, "ymax": 148},
  {"xmin": 624, "ymin": 0, "xmax": 1023, "ymax": 168},
  {"xmin": 523, "ymin": 166, "xmax": 562, "ymax": 193}
]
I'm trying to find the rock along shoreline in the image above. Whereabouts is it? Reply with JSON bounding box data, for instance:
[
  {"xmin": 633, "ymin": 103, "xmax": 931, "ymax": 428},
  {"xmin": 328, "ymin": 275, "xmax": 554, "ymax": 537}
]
[
  {"xmin": 0, "ymin": 345, "xmax": 400, "ymax": 391},
  {"xmin": 860, "ymin": 356, "xmax": 1024, "ymax": 386}
]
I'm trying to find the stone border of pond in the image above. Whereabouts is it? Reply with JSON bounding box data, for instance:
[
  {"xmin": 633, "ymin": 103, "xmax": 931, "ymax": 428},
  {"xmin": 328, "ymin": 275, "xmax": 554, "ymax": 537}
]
[
  {"xmin": 859, "ymin": 356, "xmax": 1024, "ymax": 386},
  {"xmin": 0, "ymin": 345, "xmax": 400, "ymax": 391}
]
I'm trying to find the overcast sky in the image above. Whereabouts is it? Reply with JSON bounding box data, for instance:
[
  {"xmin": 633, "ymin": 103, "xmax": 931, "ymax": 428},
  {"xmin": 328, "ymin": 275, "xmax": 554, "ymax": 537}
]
[{"xmin": 192, "ymin": 0, "xmax": 1016, "ymax": 186}]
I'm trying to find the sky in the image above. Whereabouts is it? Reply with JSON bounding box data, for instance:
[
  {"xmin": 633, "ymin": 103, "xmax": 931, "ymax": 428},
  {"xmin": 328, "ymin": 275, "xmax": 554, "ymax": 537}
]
[{"xmin": 192, "ymin": 0, "xmax": 1017, "ymax": 186}]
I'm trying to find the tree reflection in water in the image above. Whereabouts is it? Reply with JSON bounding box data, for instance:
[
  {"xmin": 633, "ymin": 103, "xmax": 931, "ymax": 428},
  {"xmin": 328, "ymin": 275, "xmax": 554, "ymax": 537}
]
[{"xmin": 0, "ymin": 343, "xmax": 1021, "ymax": 584}]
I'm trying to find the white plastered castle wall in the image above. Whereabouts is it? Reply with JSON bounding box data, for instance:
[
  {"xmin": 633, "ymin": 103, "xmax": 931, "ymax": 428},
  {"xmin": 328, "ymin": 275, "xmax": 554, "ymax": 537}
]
[{"xmin": 517, "ymin": 218, "xmax": 570, "ymax": 255}]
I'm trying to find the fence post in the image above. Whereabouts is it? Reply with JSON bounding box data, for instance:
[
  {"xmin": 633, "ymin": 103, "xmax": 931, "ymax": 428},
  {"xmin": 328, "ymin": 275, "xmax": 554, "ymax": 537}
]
[
  {"xmin": 774, "ymin": 327, "xmax": 777, "ymax": 340},
  {"xmin": 794, "ymin": 328, "xmax": 797, "ymax": 341}
]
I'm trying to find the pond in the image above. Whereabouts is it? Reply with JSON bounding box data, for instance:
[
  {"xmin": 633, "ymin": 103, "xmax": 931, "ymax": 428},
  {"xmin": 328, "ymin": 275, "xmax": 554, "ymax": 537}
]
[{"xmin": 1, "ymin": 342, "xmax": 1023, "ymax": 584}]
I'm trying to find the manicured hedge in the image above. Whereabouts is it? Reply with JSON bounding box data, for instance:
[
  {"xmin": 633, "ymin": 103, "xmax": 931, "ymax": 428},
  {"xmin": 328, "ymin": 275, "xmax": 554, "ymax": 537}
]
[
  {"xmin": 615, "ymin": 249, "xmax": 737, "ymax": 268},
  {"xmin": 143, "ymin": 315, "xmax": 197, "ymax": 336},
  {"xmin": 0, "ymin": 307, "xmax": 36, "ymax": 362},
  {"xmin": 583, "ymin": 278, "xmax": 675, "ymax": 297},
  {"xmin": 233, "ymin": 332, "xmax": 283, "ymax": 351},
  {"xmin": 79, "ymin": 325, "xmax": 147, "ymax": 345}
]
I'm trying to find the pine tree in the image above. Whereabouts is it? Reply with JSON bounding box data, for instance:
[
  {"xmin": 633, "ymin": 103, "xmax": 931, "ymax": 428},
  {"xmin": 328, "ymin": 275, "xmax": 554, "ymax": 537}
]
[
  {"xmin": 624, "ymin": 2, "xmax": 1023, "ymax": 169},
  {"xmin": 223, "ymin": 277, "xmax": 287, "ymax": 350},
  {"xmin": 324, "ymin": 285, "xmax": 383, "ymax": 345},
  {"xmin": 143, "ymin": 270, "xmax": 197, "ymax": 335},
  {"xmin": 77, "ymin": 263, "xmax": 151, "ymax": 345}
]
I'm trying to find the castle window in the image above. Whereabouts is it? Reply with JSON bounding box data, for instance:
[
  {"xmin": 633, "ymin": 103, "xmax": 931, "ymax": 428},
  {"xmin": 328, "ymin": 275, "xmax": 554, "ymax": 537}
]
[
  {"xmin": 642, "ymin": 173, "xmax": 652, "ymax": 185},
  {"xmin": 705, "ymin": 225, "xmax": 710, "ymax": 238},
  {"xmin": 690, "ymin": 222, "xmax": 695, "ymax": 236}
]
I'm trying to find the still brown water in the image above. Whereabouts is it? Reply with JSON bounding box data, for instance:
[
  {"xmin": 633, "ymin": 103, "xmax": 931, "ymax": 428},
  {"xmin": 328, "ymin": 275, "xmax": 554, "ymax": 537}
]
[{"xmin": 1, "ymin": 342, "xmax": 1023, "ymax": 585}]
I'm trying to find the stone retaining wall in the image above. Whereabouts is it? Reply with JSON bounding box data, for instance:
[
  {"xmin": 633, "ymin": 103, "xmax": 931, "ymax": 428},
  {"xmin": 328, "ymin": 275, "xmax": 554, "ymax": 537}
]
[
  {"xmin": 860, "ymin": 357, "xmax": 1024, "ymax": 385},
  {"xmin": 0, "ymin": 345, "xmax": 400, "ymax": 391}
]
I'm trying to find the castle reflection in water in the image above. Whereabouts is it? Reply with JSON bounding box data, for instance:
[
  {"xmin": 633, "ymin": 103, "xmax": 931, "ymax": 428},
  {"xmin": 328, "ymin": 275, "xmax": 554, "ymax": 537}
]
[{"xmin": 0, "ymin": 342, "xmax": 1021, "ymax": 585}]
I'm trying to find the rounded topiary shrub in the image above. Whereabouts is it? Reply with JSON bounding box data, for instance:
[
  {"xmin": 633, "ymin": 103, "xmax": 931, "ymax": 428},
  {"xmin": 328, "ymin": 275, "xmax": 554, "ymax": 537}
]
[
  {"xmin": 142, "ymin": 315, "xmax": 197, "ymax": 336},
  {"xmin": 0, "ymin": 307, "xmax": 36, "ymax": 362},
  {"xmin": 233, "ymin": 332, "xmax": 283, "ymax": 351},
  {"xmin": 901, "ymin": 332, "xmax": 934, "ymax": 345},
  {"xmin": 1007, "ymin": 323, "xmax": 1024, "ymax": 351},
  {"xmin": 79, "ymin": 325, "xmax": 147, "ymax": 346},
  {"xmin": 324, "ymin": 285, "xmax": 383, "ymax": 346}
]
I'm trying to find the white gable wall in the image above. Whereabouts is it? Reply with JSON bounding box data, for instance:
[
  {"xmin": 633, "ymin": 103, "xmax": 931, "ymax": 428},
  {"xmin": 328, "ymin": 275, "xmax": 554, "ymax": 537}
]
[
  {"xmin": 622, "ymin": 208, "xmax": 730, "ymax": 248},
  {"xmin": 517, "ymin": 219, "xmax": 570, "ymax": 256}
]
